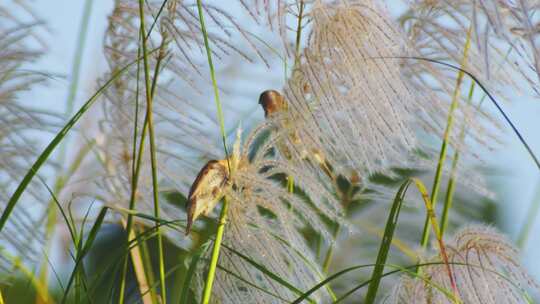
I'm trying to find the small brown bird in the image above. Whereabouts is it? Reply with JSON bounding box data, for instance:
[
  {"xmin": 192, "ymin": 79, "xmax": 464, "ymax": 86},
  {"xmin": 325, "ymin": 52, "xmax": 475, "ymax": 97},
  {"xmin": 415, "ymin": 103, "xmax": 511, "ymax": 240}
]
[
  {"xmin": 258, "ymin": 89, "xmax": 288, "ymax": 117},
  {"xmin": 185, "ymin": 159, "xmax": 230, "ymax": 235},
  {"xmin": 258, "ymin": 90, "xmax": 335, "ymax": 180}
]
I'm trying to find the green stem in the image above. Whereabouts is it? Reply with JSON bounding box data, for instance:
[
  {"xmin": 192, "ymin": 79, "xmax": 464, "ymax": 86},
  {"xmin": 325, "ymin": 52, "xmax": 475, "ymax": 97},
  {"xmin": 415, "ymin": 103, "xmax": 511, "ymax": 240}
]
[
  {"xmin": 119, "ymin": 32, "xmax": 144, "ymax": 304},
  {"xmin": 196, "ymin": 0, "xmax": 230, "ymax": 168},
  {"xmin": 39, "ymin": 0, "xmax": 93, "ymax": 298},
  {"xmin": 294, "ymin": 0, "xmax": 305, "ymax": 67},
  {"xmin": 137, "ymin": 1, "xmax": 167, "ymax": 302},
  {"xmin": 139, "ymin": 226, "xmax": 160, "ymax": 304},
  {"xmin": 195, "ymin": 1, "xmax": 231, "ymax": 302},
  {"xmin": 119, "ymin": 25, "xmax": 166, "ymax": 304},
  {"xmin": 420, "ymin": 26, "xmax": 472, "ymax": 249},
  {"xmin": 201, "ymin": 199, "xmax": 229, "ymax": 304},
  {"xmin": 322, "ymin": 224, "xmax": 340, "ymax": 274},
  {"xmin": 440, "ymin": 82, "xmax": 476, "ymax": 236}
]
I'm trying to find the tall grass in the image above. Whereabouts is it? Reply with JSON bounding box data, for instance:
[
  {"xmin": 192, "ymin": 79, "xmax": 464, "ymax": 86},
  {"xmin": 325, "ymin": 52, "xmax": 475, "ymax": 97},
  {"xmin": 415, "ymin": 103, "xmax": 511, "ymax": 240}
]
[{"xmin": 2, "ymin": 1, "xmax": 540, "ymax": 304}]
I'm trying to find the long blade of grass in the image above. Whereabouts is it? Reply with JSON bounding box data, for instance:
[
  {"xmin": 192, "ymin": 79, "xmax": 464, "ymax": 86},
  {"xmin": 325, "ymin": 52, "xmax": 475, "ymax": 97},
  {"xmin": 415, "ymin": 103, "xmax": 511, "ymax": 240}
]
[
  {"xmin": 364, "ymin": 179, "xmax": 411, "ymax": 304},
  {"xmin": 134, "ymin": 1, "xmax": 168, "ymax": 302},
  {"xmin": 63, "ymin": 0, "xmax": 93, "ymax": 118},
  {"xmin": 180, "ymin": 243, "xmax": 209, "ymax": 304},
  {"xmin": 291, "ymin": 262, "xmax": 454, "ymax": 304},
  {"xmin": 420, "ymin": 26, "xmax": 472, "ymax": 248},
  {"xmin": 200, "ymin": 198, "xmax": 229, "ymax": 304},
  {"xmin": 0, "ymin": 48, "xmax": 158, "ymax": 234},
  {"xmin": 120, "ymin": 5, "xmax": 169, "ymax": 299},
  {"xmin": 195, "ymin": 1, "xmax": 231, "ymax": 303},
  {"xmin": 61, "ymin": 207, "xmax": 108, "ymax": 304},
  {"xmin": 118, "ymin": 31, "xmax": 144, "ymax": 304},
  {"xmin": 411, "ymin": 178, "xmax": 459, "ymax": 302},
  {"xmin": 441, "ymin": 81, "xmax": 476, "ymax": 236},
  {"xmin": 120, "ymin": 219, "xmax": 153, "ymax": 304},
  {"xmin": 293, "ymin": 0, "xmax": 305, "ymax": 67},
  {"xmin": 336, "ymin": 264, "xmax": 461, "ymax": 304},
  {"xmin": 196, "ymin": 0, "xmax": 230, "ymax": 167},
  {"xmin": 220, "ymin": 241, "xmax": 316, "ymax": 303},
  {"xmin": 41, "ymin": 0, "xmax": 94, "ymax": 296},
  {"xmin": 388, "ymin": 56, "xmax": 540, "ymax": 171}
]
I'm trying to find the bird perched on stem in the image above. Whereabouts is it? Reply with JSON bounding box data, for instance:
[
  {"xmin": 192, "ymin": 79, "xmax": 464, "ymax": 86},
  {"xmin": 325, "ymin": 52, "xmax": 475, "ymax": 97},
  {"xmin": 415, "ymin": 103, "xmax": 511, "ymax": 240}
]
[
  {"xmin": 185, "ymin": 159, "xmax": 230, "ymax": 235},
  {"xmin": 258, "ymin": 89, "xmax": 335, "ymax": 180}
]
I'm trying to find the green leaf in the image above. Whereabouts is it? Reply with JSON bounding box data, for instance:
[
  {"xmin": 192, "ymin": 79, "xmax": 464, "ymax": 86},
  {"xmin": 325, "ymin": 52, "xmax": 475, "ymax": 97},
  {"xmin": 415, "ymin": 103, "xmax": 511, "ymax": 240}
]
[
  {"xmin": 365, "ymin": 179, "xmax": 410, "ymax": 303},
  {"xmin": 0, "ymin": 48, "xmax": 159, "ymax": 234},
  {"xmin": 180, "ymin": 242, "xmax": 209, "ymax": 304}
]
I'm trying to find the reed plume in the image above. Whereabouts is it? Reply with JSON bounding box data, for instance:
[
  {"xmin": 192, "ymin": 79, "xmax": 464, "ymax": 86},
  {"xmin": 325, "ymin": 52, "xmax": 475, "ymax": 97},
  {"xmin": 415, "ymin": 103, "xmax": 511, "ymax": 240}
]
[
  {"xmin": 0, "ymin": 1, "xmax": 55, "ymax": 274},
  {"xmin": 389, "ymin": 226, "xmax": 540, "ymax": 304}
]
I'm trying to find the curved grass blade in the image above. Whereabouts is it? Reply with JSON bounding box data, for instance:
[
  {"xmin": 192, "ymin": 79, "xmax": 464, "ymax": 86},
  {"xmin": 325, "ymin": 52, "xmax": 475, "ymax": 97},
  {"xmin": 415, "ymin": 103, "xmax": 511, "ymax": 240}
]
[
  {"xmin": 136, "ymin": 0, "xmax": 167, "ymax": 301},
  {"xmin": 215, "ymin": 263, "xmax": 289, "ymax": 302},
  {"xmin": 61, "ymin": 207, "xmax": 108, "ymax": 304},
  {"xmin": 335, "ymin": 264, "xmax": 460, "ymax": 304},
  {"xmin": 220, "ymin": 242, "xmax": 315, "ymax": 304},
  {"xmin": 291, "ymin": 262, "xmax": 450, "ymax": 304},
  {"xmin": 388, "ymin": 56, "xmax": 540, "ymax": 171},
  {"xmin": 292, "ymin": 260, "xmax": 529, "ymax": 304},
  {"xmin": 0, "ymin": 48, "xmax": 159, "ymax": 234},
  {"xmin": 441, "ymin": 81, "xmax": 477, "ymax": 236},
  {"xmin": 180, "ymin": 242, "xmax": 210, "ymax": 304},
  {"xmin": 364, "ymin": 179, "xmax": 411, "ymax": 304},
  {"xmin": 195, "ymin": 1, "xmax": 231, "ymax": 303},
  {"xmin": 420, "ymin": 27, "xmax": 472, "ymax": 248},
  {"xmin": 247, "ymin": 222, "xmax": 337, "ymax": 300}
]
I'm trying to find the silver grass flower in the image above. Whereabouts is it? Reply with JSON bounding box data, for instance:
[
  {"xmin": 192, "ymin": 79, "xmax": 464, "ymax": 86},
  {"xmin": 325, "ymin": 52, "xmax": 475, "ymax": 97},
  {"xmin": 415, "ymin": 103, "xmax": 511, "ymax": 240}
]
[
  {"xmin": 427, "ymin": 0, "xmax": 540, "ymax": 96},
  {"xmin": 191, "ymin": 127, "xmax": 341, "ymax": 303},
  {"xmin": 88, "ymin": 0, "xmax": 535, "ymax": 302},
  {"xmin": 0, "ymin": 1, "xmax": 54, "ymax": 274},
  {"xmin": 388, "ymin": 226, "xmax": 540, "ymax": 304}
]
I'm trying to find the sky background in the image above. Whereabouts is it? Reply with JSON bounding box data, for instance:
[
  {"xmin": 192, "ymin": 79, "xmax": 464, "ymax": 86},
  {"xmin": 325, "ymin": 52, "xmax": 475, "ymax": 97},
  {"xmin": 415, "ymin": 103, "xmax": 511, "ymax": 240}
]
[{"xmin": 21, "ymin": 0, "xmax": 540, "ymax": 280}]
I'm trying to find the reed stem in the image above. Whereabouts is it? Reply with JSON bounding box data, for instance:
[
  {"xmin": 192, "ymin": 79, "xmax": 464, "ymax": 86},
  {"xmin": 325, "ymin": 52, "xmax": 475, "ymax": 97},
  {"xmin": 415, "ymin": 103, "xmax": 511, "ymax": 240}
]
[{"xmin": 201, "ymin": 199, "xmax": 229, "ymax": 304}]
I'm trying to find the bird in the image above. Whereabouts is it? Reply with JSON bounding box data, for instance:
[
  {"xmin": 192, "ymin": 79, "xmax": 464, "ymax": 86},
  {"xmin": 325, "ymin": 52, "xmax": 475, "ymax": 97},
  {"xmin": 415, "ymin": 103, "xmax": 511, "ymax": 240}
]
[
  {"xmin": 258, "ymin": 89, "xmax": 335, "ymax": 180},
  {"xmin": 258, "ymin": 89, "xmax": 288, "ymax": 118},
  {"xmin": 185, "ymin": 159, "xmax": 230, "ymax": 235}
]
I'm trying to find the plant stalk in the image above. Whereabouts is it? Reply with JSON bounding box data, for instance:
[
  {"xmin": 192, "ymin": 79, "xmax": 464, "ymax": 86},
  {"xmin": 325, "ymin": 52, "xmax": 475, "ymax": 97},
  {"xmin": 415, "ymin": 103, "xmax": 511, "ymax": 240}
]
[
  {"xmin": 201, "ymin": 199, "xmax": 229, "ymax": 304},
  {"xmin": 420, "ymin": 26, "xmax": 472, "ymax": 248},
  {"xmin": 195, "ymin": 1, "xmax": 231, "ymax": 302},
  {"xmin": 137, "ymin": 1, "xmax": 167, "ymax": 302},
  {"xmin": 440, "ymin": 82, "xmax": 476, "ymax": 236}
]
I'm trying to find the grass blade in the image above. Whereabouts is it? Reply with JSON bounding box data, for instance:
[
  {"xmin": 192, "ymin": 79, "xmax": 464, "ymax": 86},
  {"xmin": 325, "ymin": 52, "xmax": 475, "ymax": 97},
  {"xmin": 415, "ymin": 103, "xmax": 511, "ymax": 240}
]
[
  {"xmin": 0, "ymin": 48, "xmax": 158, "ymax": 234},
  {"xmin": 393, "ymin": 56, "xmax": 540, "ymax": 171},
  {"xmin": 200, "ymin": 199, "xmax": 229, "ymax": 304},
  {"xmin": 220, "ymin": 242, "xmax": 315, "ymax": 303},
  {"xmin": 420, "ymin": 26, "xmax": 472, "ymax": 248},
  {"xmin": 291, "ymin": 262, "xmax": 456, "ymax": 304},
  {"xmin": 195, "ymin": 1, "xmax": 231, "ymax": 303},
  {"xmin": 441, "ymin": 81, "xmax": 477, "ymax": 235},
  {"xmin": 180, "ymin": 243, "xmax": 209, "ymax": 304},
  {"xmin": 411, "ymin": 178, "xmax": 459, "ymax": 303},
  {"xmin": 364, "ymin": 179, "xmax": 411, "ymax": 304},
  {"xmin": 61, "ymin": 207, "xmax": 108, "ymax": 304},
  {"xmin": 135, "ymin": 1, "xmax": 168, "ymax": 302}
]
